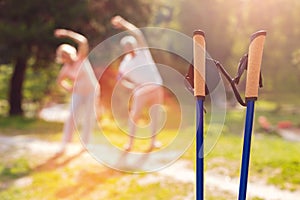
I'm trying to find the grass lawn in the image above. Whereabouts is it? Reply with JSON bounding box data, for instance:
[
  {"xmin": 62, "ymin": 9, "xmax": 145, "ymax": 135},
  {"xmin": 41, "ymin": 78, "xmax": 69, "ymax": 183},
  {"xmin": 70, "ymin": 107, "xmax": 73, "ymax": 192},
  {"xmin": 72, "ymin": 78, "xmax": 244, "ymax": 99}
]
[
  {"xmin": 206, "ymin": 98, "xmax": 300, "ymax": 192},
  {"xmin": 0, "ymin": 116, "xmax": 63, "ymax": 141},
  {"xmin": 0, "ymin": 97, "xmax": 299, "ymax": 199},
  {"xmin": 206, "ymin": 133, "xmax": 300, "ymax": 191}
]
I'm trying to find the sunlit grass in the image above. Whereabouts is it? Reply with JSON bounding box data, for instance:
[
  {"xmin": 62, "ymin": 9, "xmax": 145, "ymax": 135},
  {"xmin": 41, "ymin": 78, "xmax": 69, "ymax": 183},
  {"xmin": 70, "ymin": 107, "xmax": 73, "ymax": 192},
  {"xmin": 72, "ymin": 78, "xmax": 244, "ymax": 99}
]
[
  {"xmin": 256, "ymin": 100, "xmax": 278, "ymax": 112},
  {"xmin": 1, "ymin": 100, "xmax": 300, "ymax": 199},
  {"xmin": 0, "ymin": 157, "xmax": 31, "ymax": 180},
  {"xmin": 98, "ymin": 116, "xmax": 193, "ymax": 153},
  {"xmin": 206, "ymin": 130, "xmax": 300, "ymax": 191},
  {"xmin": 0, "ymin": 159, "xmax": 193, "ymax": 200},
  {"xmin": 0, "ymin": 116, "xmax": 62, "ymax": 141}
]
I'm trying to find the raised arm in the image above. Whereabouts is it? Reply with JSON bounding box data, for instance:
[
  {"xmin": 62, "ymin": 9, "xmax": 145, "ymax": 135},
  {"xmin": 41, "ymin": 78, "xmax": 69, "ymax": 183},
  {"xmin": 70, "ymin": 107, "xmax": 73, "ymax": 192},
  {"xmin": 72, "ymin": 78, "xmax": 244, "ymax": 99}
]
[
  {"xmin": 111, "ymin": 16, "xmax": 148, "ymax": 48},
  {"xmin": 54, "ymin": 29, "xmax": 89, "ymax": 60}
]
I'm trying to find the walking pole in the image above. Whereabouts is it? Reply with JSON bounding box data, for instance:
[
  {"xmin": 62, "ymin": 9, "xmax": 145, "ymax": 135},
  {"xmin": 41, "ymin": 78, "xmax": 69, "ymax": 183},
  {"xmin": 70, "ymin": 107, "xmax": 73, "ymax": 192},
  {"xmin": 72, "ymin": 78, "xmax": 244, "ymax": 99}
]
[
  {"xmin": 193, "ymin": 30, "xmax": 206, "ymax": 200},
  {"xmin": 238, "ymin": 30, "xmax": 267, "ymax": 200}
]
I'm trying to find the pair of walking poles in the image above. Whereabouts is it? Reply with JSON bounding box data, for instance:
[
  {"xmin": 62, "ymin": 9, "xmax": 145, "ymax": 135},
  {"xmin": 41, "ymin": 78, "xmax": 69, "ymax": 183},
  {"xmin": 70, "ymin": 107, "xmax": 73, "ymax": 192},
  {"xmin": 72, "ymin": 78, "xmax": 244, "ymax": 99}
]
[{"xmin": 191, "ymin": 30, "xmax": 267, "ymax": 200}]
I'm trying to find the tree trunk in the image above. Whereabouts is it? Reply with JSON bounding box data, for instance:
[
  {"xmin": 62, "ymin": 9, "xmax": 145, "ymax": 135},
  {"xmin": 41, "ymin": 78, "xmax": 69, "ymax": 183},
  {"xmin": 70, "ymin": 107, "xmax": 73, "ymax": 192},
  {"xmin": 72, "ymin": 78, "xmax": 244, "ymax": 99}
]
[{"xmin": 8, "ymin": 57, "xmax": 27, "ymax": 116}]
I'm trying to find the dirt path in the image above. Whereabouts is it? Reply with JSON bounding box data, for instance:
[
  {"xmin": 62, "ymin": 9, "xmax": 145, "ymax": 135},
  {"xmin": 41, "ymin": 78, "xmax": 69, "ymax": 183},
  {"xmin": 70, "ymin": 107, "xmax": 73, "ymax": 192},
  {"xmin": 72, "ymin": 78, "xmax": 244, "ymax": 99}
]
[
  {"xmin": 153, "ymin": 160, "xmax": 300, "ymax": 200},
  {"xmin": 1, "ymin": 135, "xmax": 299, "ymax": 200}
]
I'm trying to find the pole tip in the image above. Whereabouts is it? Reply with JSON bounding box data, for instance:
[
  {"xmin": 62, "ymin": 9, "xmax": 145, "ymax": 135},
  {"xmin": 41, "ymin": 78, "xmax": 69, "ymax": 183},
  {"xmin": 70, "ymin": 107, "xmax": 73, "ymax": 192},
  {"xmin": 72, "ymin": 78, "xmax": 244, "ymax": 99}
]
[
  {"xmin": 193, "ymin": 30, "xmax": 205, "ymax": 37},
  {"xmin": 250, "ymin": 30, "xmax": 267, "ymax": 42}
]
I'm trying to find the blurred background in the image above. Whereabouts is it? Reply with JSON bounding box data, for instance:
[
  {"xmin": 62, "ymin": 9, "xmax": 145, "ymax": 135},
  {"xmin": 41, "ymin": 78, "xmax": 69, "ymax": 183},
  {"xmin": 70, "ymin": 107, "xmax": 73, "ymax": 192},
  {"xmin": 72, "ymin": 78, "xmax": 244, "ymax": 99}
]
[
  {"xmin": 0, "ymin": 0, "xmax": 299, "ymax": 199},
  {"xmin": 0, "ymin": 0, "xmax": 300, "ymax": 117}
]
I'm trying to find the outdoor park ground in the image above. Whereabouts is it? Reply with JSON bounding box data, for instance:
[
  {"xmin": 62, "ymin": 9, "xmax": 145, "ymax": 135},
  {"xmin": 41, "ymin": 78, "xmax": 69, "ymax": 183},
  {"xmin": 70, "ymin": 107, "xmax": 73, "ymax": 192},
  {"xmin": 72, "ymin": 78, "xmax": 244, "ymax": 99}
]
[{"xmin": 0, "ymin": 94, "xmax": 300, "ymax": 200}]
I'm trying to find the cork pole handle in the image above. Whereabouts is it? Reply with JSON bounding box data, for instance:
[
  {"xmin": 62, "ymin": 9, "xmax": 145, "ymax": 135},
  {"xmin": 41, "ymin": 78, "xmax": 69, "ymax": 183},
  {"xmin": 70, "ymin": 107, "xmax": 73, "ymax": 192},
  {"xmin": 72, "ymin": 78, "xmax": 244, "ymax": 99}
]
[
  {"xmin": 245, "ymin": 30, "xmax": 267, "ymax": 100},
  {"xmin": 193, "ymin": 30, "xmax": 206, "ymax": 98}
]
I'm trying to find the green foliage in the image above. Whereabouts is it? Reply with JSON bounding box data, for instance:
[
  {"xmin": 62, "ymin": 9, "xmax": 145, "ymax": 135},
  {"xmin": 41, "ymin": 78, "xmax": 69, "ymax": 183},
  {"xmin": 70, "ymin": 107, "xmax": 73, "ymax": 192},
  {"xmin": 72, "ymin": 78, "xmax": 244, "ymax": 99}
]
[
  {"xmin": 177, "ymin": 0, "xmax": 300, "ymax": 92},
  {"xmin": 84, "ymin": 0, "xmax": 153, "ymax": 47},
  {"xmin": 0, "ymin": 0, "xmax": 154, "ymax": 115},
  {"xmin": 0, "ymin": 0, "xmax": 90, "ymax": 63},
  {"xmin": 0, "ymin": 0, "xmax": 154, "ymax": 63},
  {"xmin": 293, "ymin": 49, "xmax": 300, "ymax": 64},
  {"xmin": 0, "ymin": 63, "xmax": 65, "ymax": 115},
  {"xmin": 0, "ymin": 65, "xmax": 12, "ymax": 99},
  {"xmin": 0, "ymin": 0, "xmax": 93, "ymax": 115},
  {"xmin": 23, "ymin": 63, "xmax": 63, "ymax": 103},
  {"xmin": 2, "ymin": 0, "xmax": 300, "ymax": 115}
]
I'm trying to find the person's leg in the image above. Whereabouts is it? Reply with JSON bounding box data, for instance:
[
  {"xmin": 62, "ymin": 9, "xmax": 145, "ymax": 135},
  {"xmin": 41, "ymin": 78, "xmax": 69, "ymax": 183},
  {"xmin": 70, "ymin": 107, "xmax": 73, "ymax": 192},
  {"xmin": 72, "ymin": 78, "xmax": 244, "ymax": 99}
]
[
  {"xmin": 130, "ymin": 85, "xmax": 164, "ymax": 151},
  {"xmin": 125, "ymin": 89, "xmax": 146, "ymax": 151},
  {"xmin": 62, "ymin": 114, "xmax": 75, "ymax": 144},
  {"xmin": 81, "ymin": 94, "xmax": 96, "ymax": 146},
  {"xmin": 147, "ymin": 86, "xmax": 164, "ymax": 150},
  {"xmin": 59, "ymin": 94, "xmax": 81, "ymax": 153}
]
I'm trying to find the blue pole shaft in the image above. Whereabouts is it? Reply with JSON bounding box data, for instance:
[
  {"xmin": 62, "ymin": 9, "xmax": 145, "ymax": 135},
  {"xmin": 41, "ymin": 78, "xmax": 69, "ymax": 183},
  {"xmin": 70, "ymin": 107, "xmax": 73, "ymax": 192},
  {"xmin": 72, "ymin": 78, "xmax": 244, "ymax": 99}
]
[
  {"xmin": 196, "ymin": 98, "xmax": 204, "ymax": 200},
  {"xmin": 238, "ymin": 100, "xmax": 255, "ymax": 200}
]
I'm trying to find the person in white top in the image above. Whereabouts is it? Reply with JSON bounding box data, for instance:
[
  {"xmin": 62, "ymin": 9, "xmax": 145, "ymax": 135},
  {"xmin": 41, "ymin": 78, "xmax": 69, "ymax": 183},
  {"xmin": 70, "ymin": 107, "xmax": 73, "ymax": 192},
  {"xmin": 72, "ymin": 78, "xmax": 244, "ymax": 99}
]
[
  {"xmin": 111, "ymin": 16, "xmax": 164, "ymax": 152},
  {"xmin": 54, "ymin": 29, "xmax": 100, "ymax": 154}
]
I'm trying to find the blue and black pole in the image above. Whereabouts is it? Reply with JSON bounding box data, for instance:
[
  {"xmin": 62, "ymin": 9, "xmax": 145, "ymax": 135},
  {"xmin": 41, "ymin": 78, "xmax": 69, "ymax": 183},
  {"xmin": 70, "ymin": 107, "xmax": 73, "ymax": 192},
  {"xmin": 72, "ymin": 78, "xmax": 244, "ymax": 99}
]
[
  {"xmin": 193, "ymin": 30, "xmax": 206, "ymax": 200},
  {"xmin": 238, "ymin": 30, "xmax": 267, "ymax": 200}
]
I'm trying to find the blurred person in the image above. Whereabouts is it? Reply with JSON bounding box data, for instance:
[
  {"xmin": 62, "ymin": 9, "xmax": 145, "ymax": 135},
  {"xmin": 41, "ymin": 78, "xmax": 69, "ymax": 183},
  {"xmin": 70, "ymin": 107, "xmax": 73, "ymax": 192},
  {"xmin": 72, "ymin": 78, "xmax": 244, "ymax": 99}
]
[
  {"xmin": 54, "ymin": 29, "xmax": 100, "ymax": 154},
  {"xmin": 111, "ymin": 16, "xmax": 164, "ymax": 152}
]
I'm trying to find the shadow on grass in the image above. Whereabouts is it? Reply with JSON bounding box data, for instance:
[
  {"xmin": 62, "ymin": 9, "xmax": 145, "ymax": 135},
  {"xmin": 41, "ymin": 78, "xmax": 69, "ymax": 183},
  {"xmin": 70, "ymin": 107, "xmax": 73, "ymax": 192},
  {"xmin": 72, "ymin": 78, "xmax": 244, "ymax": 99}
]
[
  {"xmin": 32, "ymin": 150, "xmax": 132, "ymax": 199},
  {"xmin": 34, "ymin": 149, "xmax": 86, "ymax": 172},
  {"xmin": 55, "ymin": 168, "xmax": 122, "ymax": 199}
]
